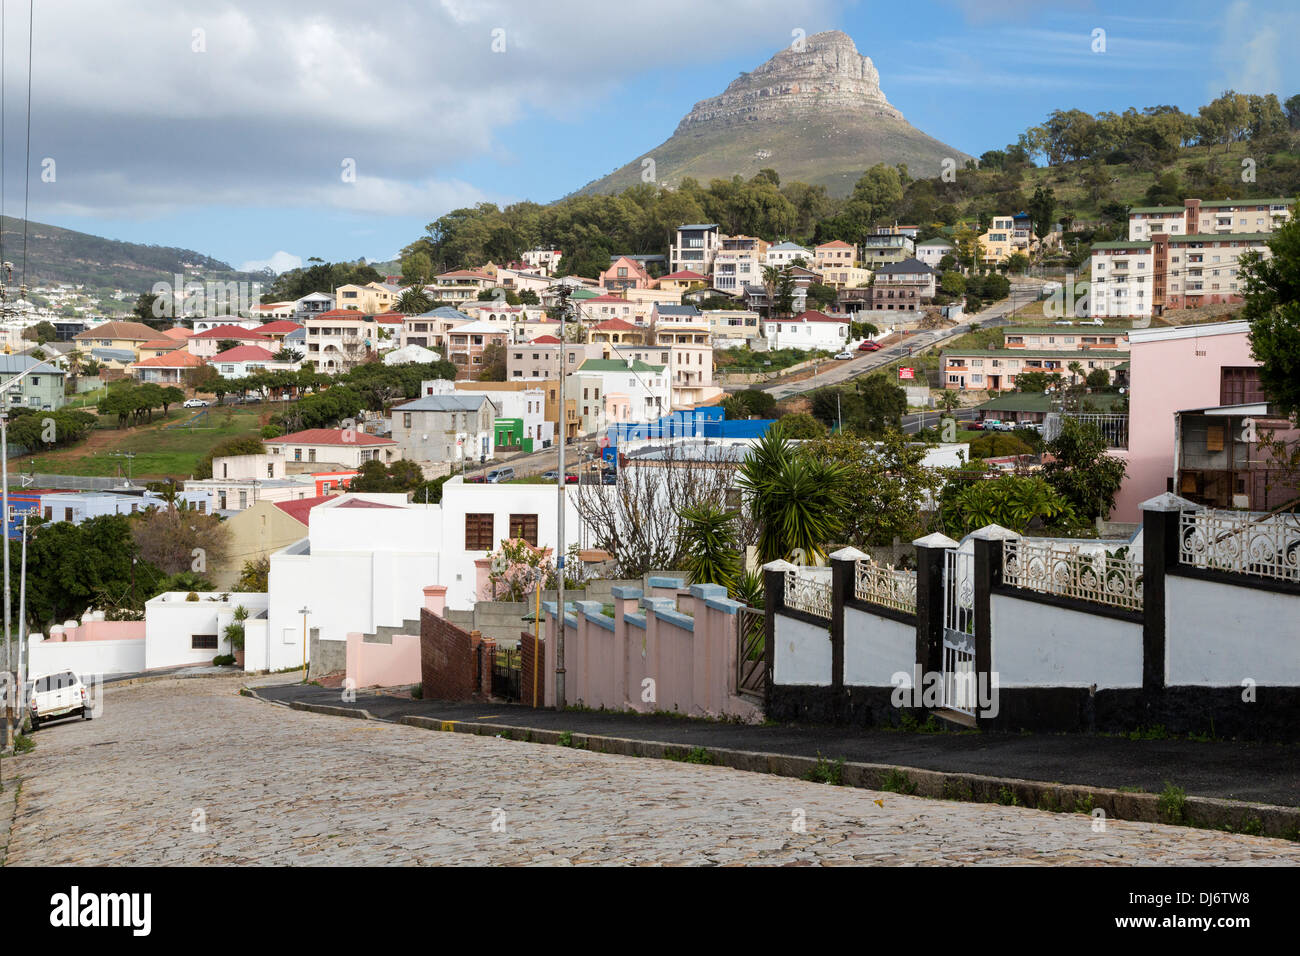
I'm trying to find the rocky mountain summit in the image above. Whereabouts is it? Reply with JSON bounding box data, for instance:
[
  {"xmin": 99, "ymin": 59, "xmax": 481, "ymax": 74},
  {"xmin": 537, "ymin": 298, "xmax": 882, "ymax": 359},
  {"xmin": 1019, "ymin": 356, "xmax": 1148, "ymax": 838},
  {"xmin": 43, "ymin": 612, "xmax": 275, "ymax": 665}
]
[{"xmin": 573, "ymin": 31, "xmax": 966, "ymax": 198}]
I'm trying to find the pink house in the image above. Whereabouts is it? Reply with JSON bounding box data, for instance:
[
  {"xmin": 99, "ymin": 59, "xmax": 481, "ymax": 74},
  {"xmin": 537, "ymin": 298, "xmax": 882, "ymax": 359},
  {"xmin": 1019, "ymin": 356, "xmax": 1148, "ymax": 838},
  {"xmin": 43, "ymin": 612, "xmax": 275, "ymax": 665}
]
[
  {"xmin": 1112, "ymin": 320, "xmax": 1297, "ymax": 520},
  {"xmin": 598, "ymin": 256, "xmax": 651, "ymax": 291}
]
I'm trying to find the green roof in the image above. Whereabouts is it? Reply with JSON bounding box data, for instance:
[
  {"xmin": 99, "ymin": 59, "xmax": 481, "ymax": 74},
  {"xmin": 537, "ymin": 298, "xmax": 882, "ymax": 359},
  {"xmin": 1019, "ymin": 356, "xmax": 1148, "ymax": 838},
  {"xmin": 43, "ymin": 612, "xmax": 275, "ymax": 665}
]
[
  {"xmin": 976, "ymin": 391, "xmax": 1126, "ymax": 412},
  {"xmin": 1170, "ymin": 232, "xmax": 1272, "ymax": 243},
  {"xmin": 571, "ymin": 289, "xmax": 600, "ymax": 299},
  {"xmin": 943, "ymin": 348, "xmax": 1131, "ymax": 359},
  {"xmin": 1090, "ymin": 241, "xmax": 1152, "ymax": 250},
  {"xmin": 916, "ymin": 238, "xmax": 955, "ymax": 247},
  {"xmin": 578, "ymin": 358, "xmax": 666, "ymax": 373},
  {"xmin": 1198, "ymin": 197, "xmax": 1292, "ymax": 208},
  {"xmin": 1129, "ymin": 206, "xmax": 1184, "ymax": 214},
  {"xmin": 1003, "ymin": 327, "xmax": 1130, "ymax": 337}
]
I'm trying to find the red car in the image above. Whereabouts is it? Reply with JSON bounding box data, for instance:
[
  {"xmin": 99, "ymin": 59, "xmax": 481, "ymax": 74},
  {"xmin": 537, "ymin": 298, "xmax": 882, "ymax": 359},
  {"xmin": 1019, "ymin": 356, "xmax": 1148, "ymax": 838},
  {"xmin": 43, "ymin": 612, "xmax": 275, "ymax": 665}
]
[{"xmin": 858, "ymin": 341, "xmax": 881, "ymax": 352}]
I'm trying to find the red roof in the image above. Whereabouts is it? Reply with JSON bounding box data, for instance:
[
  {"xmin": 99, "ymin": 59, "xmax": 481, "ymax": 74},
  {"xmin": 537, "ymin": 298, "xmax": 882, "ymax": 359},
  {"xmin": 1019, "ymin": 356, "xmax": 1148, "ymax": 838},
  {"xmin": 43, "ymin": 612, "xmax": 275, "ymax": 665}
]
[
  {"xmin": 191, "ymin": 324, "xmax": 271, "ymax": 341},
  {"xmin": 254, "ymin": 320, "xmax": 304, "ymax": 335},
  {"xmin": 267, "ymin": 429, "xmax": 396, "ymax": 447},
  {"xmin": 373, "ymin": 312, "xmax": 404, "ymax": 324},
  {"xmin": 273, "ymin": 495, "xmax": 334, "ymax": 527},
  {"xmin": 527, "ymin": 334, "xmax": 562, "ymax": 344},
  {"xmin": 438, "ymin": 269, "xmax": 495, "ymax": 280},
  {"xmin": 161, "ymin": 326, "xmax": 194, "ymax": 340},
  {"xmin": 133, "ymin": 350, "xmax": 206, "ymax": 368},
  {"xmin": 313, "ymin": 309, "xmax": 364, "ymax": 320},
  {"xmin": 660, "ymin": 270, "xmax": 708, "ymax": 281},
  {"xmin": 816, "ymin": 240, "xmax": 854, "ymax": 249},
  {"xmin": 791, "ymin": 310, "xmax": 849, "ymax": 324},
  {"xmin": 214, "ymin": 345, "xmax": 277, "ymax": 362},
  {"xmin": 594, "ymin": 318, "xmax": 639, "ymax": 331},
  {"xmin": 335, "ymin": 499, "xmax": 401, "ymax": 510}
]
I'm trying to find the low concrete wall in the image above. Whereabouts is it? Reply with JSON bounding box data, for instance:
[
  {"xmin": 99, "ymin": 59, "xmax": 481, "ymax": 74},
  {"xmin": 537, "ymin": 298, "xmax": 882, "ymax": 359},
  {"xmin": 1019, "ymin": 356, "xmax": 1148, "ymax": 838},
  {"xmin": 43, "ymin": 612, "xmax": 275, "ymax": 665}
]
[
  {"xmin": 542, "ymin": 580, "xmax": 761, "ymax": 721},
  {"xmin": 308, "ymin": 631, "xmax": 344, "ymax": 679},
  {"xmin": 346, "ymin": 631, "xmax": 421, "ymax": 689},
  {"xmin": 29, "ymin": 637, "xmax": 146, "ymax": 677}
]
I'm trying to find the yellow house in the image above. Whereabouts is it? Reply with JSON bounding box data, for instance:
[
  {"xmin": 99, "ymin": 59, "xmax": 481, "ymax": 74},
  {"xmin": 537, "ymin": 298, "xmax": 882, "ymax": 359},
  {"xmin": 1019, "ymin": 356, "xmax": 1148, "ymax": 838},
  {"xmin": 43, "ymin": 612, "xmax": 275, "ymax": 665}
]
[
  {"xmin": 334, "ymin": 281, "xmax": 402, "ymax": 314},
  {"xmin": 73, "ymin": 320, "xmax": 161, "ymax": 358},
  {"xmin": 211, "ymin": 498, "xmax": 312, "ymax": 588}
]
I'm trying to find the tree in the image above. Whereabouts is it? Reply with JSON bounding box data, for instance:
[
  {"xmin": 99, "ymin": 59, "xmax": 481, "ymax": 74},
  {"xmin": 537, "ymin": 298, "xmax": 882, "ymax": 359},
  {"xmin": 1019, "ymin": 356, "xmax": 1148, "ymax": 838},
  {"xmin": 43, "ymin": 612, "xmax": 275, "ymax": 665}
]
[
  {"xmin": 851, "ymin": 375, "xmax": 907, "ymax": 435},
  {"xmin": 941, "ymin": 476, "xmax": 1075, "ymax": 537},
  {"xmin": 723, "ymin": 389, "xmax": 776, "ymax": 420},
  {"xmin": 134, "ymin": 292, "xmax": 164, "ymax": 324},
  {"xmin": 676, "ymin": 503, "xmax": 742, "ymax": 593},
  {"xmin": 736, "ymin": 427, "xmax": 850, "ymax": 564},
  {"xmin": 131, "ymin": 504, "xmax": 230, "ymax": 576},
  {"xmin": 1286, "ymin": 93, "xmax": 1300, "ymax": 131},
  {"xmin": 477, "ymin": 343, "xmax": 507, "ymax": 381},
  {"xmin": 799, "ymin": 429, "xmax": 946, "ymax": 548},
  {"xmin": 968, "ymin": 432, "xmax": 1034, "ymax": 459},
  {"xmin": 185, "ymin": 364, "xmax": 221, "ymax": 394},
  {"xmin": 806, "ymin": 282, "xmax": 838, "ymax": 311},
  {"xmin": 1016, "ymin": 370, "xmax": 1050, "ymax": 392},
  {"xmin": 940, "ymin": 272, "xmax": 966, "ymax": 297},
  {"xmin": 1042, "ymin": 418, "xmax": 1128, "ymax": 521},
  {"xmin": 1085, "ymin": 368, "xmax": 1110, "ymax": 388},
  {"xmin": 395, "ymin": 287, "xmax": 432, "ymax": 315},
  {"xmin": 1240, "ymin": 214, "xmax": 1300, "ymax": 417},
  {"xmin": 401, "ymin": 251, "xmax": 434, "ymax": 286},
  {"xmin": 1027, "ymin": 185, "xmax": 1056, "ymax": 241},
  {"xmin": 774, "ymin": 412, "xmax": 827, "ymax": 439},
  {"xmin": 232, "ymin": 556, "xmax": 270, "ymax": 592},
  {"xmin": 1005, "ymin": 252, "xmax": 1030, "ymax": 275},
  {"xmin": 22, "ymin": 320, "xmax": 57, "ymax": 344}
]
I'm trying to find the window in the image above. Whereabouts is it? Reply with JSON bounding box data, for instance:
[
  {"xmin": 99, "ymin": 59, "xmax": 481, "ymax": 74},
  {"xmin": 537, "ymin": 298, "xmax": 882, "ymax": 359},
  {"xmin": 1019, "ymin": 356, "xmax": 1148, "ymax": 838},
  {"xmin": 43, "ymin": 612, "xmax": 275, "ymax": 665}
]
[
  {"xmin": 403, "ymin": 413, "xmax": 412, "ymax": 428},
  {"xmin": 509, "ymin": 513, "xmax": 538, "ymax": 546},
  {"xmin": 1220, "ymin": 366, "xmax": 1266, "ymax": 406},
  {"xmin": 465, "ymin": 513, "xmax": 495, "ymax": 550},
  {"xmin": 191, "ymin": 634, "xmax": 219, "ymax": 650}
]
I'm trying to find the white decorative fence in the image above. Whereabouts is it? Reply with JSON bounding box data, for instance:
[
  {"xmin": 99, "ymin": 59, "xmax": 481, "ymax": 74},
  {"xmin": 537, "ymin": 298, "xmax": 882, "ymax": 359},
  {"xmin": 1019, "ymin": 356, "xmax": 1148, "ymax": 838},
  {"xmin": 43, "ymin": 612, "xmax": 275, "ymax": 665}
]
[
  {"xmin": 784, "ymin": 569, "xmax": 832, "ymax": 620},
  {"xmin": 853, "ymin": 559, "xmax": 917, "ymax": 613},
  {"xmin": 1179, "ymin": 509, "xmax": 1300, "ymax": 584},
  {"xmin": 1002, "ymin": 539, "xmax": 1144, "ymax": 612}
]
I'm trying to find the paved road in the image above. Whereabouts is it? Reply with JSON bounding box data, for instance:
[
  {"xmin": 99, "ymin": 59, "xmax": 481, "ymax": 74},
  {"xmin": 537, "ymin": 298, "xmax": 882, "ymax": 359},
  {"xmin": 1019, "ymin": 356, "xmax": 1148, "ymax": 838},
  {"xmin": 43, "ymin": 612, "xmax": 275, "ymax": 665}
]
[
  {"xmin": 5, "ymin": 677, "xmax": 1296, "ymax": 865},
  {"xmin": 760, "ymin": 282, "xmax": 1043, "ymax": 400}
]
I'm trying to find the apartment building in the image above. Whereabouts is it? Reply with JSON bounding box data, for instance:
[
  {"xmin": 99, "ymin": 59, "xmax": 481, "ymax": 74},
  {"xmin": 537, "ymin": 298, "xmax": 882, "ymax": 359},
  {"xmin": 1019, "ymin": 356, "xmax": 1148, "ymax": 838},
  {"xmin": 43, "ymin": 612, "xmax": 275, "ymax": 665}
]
[
  {"xmin": 506, "ymin": 336, "xmax": 604, "ymax": 382},
  {"xmin": 1127, "ymin": 197, "xmax": 1293, "ymax": 241},
  {"xmin": 1089, "ymin": 232, "xmax": 1272, "ymax": 319},
  {"xmin": 429, "ymin": 269, "xmax": 498, "ymax": 305},
  {"xmin": 670, "ymin": 223, "xmax": 722, "ymax": 275},
  {"xmin": 859, "ymin": 234, "xmax": 915, "ymax": 266},
  {"xmin": 569, "ymin": 358, "xmax": 670, "ymax": 433},
  {"xmin": 444, "ymin": 320, "xmax": 511, "ymax": 380},
  {"xmin": 942, "ymin": 348, "xmax": 1128, "ymax": 392},
  {"xmin": 302, "ymin": 310, "xmax": 386, "ymax": 372},
  {"xmin": 402, "ymin": 306, "xmax": 471, "ymax": 350},
  {"xmin": 712, "ymin": 236, "xmax": 769, "ymax": 295},
  {"xmin": 521, "ymin": 248, "xmax": 563, "ymax": 275},
  {"xmin": 335, "ymin": 281, "xmax": 401, "ymax": 314},
  {"xmin": 1002, "ymin": 328, "xmax": 1129, "ymax": 352},
  {"xmin": 578, "ymin": 294, "xmax": 648, "ymax": 325},
  {"xmin": 865, "ymin": 258, "xmax": 936, "ymax": 311},
  {"xmin": 765, "ymin": 241, "xmax": 812, "ymax": 269}
]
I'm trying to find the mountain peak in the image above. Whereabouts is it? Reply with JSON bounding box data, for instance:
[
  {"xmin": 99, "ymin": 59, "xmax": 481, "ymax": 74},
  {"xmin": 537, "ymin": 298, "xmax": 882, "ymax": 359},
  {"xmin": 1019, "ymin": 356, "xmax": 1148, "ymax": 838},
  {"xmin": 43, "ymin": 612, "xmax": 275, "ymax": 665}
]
[{"xmin": 676, "ymin": 31, "xmax": 901, "ymax": 136}]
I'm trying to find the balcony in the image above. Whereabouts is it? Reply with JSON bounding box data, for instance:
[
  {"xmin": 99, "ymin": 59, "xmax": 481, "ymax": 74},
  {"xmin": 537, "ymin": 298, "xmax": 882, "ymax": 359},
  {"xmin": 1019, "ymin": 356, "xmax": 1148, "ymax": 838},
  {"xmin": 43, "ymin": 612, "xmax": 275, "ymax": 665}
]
[{"xmin": 1058, "ymin": 412, "xmax": 1129, "ymax": 449}]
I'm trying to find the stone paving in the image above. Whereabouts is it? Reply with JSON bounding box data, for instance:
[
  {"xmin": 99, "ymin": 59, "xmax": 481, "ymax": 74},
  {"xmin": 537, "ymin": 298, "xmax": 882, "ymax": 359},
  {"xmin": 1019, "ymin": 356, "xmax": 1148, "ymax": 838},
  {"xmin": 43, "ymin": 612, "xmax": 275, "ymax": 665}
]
[{"xmin": 5, "ymin": 677, "xmax": 1300, "ymax": 866}]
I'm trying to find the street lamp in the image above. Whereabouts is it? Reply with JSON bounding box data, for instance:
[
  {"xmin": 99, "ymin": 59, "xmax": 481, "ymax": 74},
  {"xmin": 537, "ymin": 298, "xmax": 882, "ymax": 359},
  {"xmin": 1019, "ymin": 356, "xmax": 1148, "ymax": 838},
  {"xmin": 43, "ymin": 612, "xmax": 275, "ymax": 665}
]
[{"xmin": 298, "ymin": 606, "xmax": 311, "ymax": 681}]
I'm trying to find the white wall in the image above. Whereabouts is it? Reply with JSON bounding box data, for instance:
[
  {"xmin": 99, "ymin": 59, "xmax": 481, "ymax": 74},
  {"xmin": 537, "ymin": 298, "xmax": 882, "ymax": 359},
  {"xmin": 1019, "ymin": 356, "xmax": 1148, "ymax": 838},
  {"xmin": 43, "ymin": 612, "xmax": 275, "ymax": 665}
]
[
  {"xmin": 773, "ymin": 613, "xmax": 832, "ymax": 685},
  {"xmin": 144, "ymin": 592, "xmax": 270, "ymax": 671},
  {"xmin": 28, "ymin": 637, "xmax": 145, "ymax": 678},
  {"xmin": 843, "ymin": 606, "xmax": 914, "ymax": 686},
  {"xmin": 990, "ymin": 593, "xmax": 1142, "ymax": 688},
  {"xmin": 1166, "ymin": 576, "xmax": 1300, "ymax": 686}
]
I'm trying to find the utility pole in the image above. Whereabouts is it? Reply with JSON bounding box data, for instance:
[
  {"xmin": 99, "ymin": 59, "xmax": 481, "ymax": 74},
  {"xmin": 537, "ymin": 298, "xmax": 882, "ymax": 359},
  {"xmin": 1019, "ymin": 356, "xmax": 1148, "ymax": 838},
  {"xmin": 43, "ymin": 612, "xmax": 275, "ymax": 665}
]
[
  {"xmin": 1, "ymin": 413, "xmax": 9, "ymax": 748},
  {"xmin": 552, "ymin": 283, "xmax": 572, "ymax": 710},
  {"xmin": 16, "ymin": 515, "xmax": 27, "ymax": 729}
]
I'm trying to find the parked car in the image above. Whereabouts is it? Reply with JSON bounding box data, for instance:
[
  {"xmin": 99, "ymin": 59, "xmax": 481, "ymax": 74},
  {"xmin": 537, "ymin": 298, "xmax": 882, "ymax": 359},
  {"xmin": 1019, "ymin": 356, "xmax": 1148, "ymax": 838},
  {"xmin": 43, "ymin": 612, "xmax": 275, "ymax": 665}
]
[
  {"xmin": 542, "ymin": 470, "xmax": 559, "ymax": 481},
  {"xmin": 183, "ymin": 398, "xmax": 209, "ymax": 408},
  {"xmin": 858, "ymin": 341, "xmax": 881, "ymax": 352},
  {"xmin": 27, "ymin": 671, "xmax": 92, "ymax": 730},
  {"xmin": 465, "ymin": 475, "xmax": 486, "ymax": 483},
  {"xmin": 834, "ymin": 351, "xmax": 854, "ymax": 360},
  {"xmin": 968, "ymin": 420, "xmax": 986, "ymax": 431},
  {"xmin": 485, "ymin": 467, "xmax": 516, "ymax": 483}
]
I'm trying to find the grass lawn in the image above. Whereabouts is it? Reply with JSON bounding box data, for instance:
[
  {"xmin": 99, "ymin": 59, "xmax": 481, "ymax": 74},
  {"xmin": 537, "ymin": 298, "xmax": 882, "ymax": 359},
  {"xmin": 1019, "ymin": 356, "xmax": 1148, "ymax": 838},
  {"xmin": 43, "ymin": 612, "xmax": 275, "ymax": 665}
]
[{"xmin": 26, "ymin": 406, "xmax": 267, "ymax": 480}]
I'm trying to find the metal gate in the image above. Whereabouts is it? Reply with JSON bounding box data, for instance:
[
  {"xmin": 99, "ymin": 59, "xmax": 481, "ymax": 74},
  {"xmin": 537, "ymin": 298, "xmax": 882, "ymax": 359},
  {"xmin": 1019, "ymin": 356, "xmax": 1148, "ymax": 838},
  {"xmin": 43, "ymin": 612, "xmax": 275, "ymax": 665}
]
[
  {"xmin": 491, "ymin": 646, "xmax": 522, "ymax": 701},
  {"xmin": 735, "ymin": 607, "xmax": 765, "ymax": 700},
  {"xmin": 942, "ymin": 549, "xmax": 977, "ymax": 716}
]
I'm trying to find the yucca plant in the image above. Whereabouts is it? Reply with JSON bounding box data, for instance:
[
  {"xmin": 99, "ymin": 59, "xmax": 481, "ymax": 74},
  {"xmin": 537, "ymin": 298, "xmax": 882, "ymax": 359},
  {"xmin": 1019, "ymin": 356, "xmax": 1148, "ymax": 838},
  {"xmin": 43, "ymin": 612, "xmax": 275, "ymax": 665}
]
[
  {"xmin": 737, "ymin": 427, "xmax": 849, "ymax": 564},
  {"xmin": 677, "ymin": 503, "xmax": 742, "ymax": 592}
]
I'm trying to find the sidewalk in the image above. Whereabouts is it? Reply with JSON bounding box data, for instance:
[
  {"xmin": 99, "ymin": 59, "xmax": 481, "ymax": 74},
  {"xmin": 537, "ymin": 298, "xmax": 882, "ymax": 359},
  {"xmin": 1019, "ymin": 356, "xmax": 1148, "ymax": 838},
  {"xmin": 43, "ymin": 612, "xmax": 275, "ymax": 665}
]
[{"xmin": 249, "ymin": 680, "xmax": 1300, "ymax": 808}]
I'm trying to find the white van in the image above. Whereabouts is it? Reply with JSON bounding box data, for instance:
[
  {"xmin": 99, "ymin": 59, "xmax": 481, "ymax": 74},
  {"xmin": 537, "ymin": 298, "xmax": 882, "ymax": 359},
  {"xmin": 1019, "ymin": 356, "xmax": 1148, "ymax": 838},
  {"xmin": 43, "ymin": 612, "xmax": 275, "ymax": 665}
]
[{"xmin": 27, "ymin": 670, "xmax": 92, "ymax": 729}]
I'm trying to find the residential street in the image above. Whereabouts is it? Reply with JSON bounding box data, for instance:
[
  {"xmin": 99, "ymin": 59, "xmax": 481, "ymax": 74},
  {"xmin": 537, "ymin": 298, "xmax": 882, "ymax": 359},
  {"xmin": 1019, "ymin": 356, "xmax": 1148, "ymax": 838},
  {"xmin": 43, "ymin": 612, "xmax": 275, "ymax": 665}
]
[
  {"xmin": 760, "ymin": 281, "xmax": 1043, "ymax": 400},
  {"xmin": 4, "ymin": 677, "xmax": 1296, "ymax": 866}
]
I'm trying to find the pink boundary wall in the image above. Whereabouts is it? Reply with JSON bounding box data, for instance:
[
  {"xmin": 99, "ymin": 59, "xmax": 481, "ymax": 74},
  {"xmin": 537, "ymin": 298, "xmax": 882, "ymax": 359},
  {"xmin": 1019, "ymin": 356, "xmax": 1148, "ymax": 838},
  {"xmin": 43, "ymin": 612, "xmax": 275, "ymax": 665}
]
[
  {"xmin": 541, "ymin": 578, "xmax": 762, "ymax": 722},
  {"xmin": 345, "ymin": 631, "xmax": 421, "ymax": 688},
  {"xmin": 46, "ymin": 621, "xmax": 146, "ymax": 642}
]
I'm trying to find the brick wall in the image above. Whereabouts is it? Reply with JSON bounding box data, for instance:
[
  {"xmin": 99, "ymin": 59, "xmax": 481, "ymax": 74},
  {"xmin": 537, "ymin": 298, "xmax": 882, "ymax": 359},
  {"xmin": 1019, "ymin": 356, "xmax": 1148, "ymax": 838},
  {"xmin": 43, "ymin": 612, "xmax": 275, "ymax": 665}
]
[
  {"xmin": 519, "ymin": 631, "xmax": 545, "ymax": 707},
  {"xmin": 420, "ymin": 608, "xmax": 486, "ymax": 700}
]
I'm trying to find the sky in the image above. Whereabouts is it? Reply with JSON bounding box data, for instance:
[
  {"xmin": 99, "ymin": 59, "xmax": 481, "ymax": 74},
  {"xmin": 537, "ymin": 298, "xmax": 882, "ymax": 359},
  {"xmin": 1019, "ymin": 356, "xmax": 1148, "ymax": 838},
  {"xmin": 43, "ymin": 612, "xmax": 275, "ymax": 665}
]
[{"xmin": 0, "ymin": 0, "xmax": 1295, "ymax": 275}]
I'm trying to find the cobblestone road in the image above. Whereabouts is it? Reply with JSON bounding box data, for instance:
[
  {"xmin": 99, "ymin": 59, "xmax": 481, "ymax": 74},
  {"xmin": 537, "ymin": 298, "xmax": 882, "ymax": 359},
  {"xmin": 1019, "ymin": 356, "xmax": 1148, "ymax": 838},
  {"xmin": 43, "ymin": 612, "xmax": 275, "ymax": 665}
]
[{"xmin": 5, "ymin": 678, "xmax": 1299, "ymax": 866}]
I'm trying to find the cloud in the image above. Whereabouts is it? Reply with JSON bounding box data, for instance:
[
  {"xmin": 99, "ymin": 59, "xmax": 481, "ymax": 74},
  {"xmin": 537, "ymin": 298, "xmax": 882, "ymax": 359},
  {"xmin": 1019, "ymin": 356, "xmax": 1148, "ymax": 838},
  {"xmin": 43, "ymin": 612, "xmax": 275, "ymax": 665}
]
[
  {"xmin": 1210, "ymin": 0, "xmax": 1299, "ymax": 96},
  {"xmin": 238, "ymin": 250, "xmax": 302, "ymax": 274},
  {"xmin": 8, "ymin": 0, "xmax": 840, "ymax": 227}
]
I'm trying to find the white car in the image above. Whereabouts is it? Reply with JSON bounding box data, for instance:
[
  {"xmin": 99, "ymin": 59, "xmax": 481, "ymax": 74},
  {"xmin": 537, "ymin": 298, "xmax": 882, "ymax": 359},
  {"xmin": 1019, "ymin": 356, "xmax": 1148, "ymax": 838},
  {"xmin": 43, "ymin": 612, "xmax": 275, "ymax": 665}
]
[
  {"xmin": 833, "ymin": 351, "xmax": 854, "ymax": 360},
  {"xmin": 27, "ymin": 670, "xmax": 92, "ymax": 729},
  {"xmin": 183, "ymin": 398, "xmax": 209, "ymax": 408}
]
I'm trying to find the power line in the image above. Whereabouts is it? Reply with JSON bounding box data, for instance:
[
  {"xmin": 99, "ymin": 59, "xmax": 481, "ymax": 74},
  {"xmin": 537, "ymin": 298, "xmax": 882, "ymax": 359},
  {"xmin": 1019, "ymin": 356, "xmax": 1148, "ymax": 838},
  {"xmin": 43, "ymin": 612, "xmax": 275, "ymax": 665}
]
[{"xmin": 20, "ymin": 0, "xmax": 32, "ymax": 290}]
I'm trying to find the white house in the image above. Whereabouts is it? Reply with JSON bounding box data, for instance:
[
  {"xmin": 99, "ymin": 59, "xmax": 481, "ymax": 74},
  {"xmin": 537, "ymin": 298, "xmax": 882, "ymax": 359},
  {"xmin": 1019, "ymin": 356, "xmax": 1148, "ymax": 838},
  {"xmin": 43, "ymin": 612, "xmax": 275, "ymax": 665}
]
[
  {"xmin": 264, "ymin": 429, "xmax": 400, "ymax": 468},
  {"xmin": 569, "ymin": 358, "xmax": 671, "ymax": 433},
  {"xmin": 762, "ymin": 310, "xmax": 851, "ymax": 351},
  {"xmin": 145, "ymin": 591, "xmax": 271, "ymax": 671},
  {"xmin": 765, "ymin": 241, "xmax": 812, "ymax": 269},
  {"xmin": 212, "ymin": 344, "xmax": 290, "ymax": 378},
  {"xmin": 916, "ymin": 238, "xmax": 956, "ymax": 269},
  {"xmin": 422, "ymin": 379, "xmax": 552, "ymax": 447}
]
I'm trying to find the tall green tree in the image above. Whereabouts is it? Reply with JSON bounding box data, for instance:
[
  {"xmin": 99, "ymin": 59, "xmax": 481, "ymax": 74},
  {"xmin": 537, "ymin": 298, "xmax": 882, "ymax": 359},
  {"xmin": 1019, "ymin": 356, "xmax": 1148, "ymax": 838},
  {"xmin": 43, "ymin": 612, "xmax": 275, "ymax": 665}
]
[
  {"xmin": 1241, "ymin": 213, "xmax": 1300, "ymax": 418},
  {"xmin": 676, "ymin": 503, "xmax": 742, "ymax": 592},
  {"xmin": 737, "ymin": 427, "xmax": 850, "ymax": 564},
  {"xmin": 1041, "ymin": 418, "xmax": 1128, "ymax": 521}
]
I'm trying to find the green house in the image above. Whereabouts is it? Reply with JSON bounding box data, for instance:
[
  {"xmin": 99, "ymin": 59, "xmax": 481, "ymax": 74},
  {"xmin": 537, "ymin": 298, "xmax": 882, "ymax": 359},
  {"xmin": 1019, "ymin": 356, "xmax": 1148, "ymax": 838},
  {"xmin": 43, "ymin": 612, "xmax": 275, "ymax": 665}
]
[{"xmin": 494, "ymin": 417, "xmax": 531, "ymax": 452}]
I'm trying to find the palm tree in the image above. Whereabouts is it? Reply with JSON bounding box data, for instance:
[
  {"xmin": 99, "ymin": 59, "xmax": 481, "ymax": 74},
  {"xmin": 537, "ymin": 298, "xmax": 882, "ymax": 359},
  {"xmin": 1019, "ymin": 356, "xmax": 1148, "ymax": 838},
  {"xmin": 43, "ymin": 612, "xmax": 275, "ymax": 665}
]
[
  {"xmin": 676, "ymin": 503, "xmax": 741, "ymax": 593},
  {"xmin": 395, "ymin": 287, "xmax": 432, "ymax": 315},
  {"xmin": 737, "ymin": 427, "xmax": 850, "ymax": 565},
  {"xmin": 761, "ymin": 265, "xmax": 781, "ymax": 319},
  {"xmin": 1067, "ymin": 360, "xmax": 1085, "ymax": 386}
]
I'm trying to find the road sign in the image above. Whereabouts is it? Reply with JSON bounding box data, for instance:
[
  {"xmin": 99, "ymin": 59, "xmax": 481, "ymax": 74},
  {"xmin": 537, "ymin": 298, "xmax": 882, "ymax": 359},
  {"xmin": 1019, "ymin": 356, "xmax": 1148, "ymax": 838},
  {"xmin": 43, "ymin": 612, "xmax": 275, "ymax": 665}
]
[{"xmin": 898, "ymin": 367, "xmax": 915, "ymax": 380}]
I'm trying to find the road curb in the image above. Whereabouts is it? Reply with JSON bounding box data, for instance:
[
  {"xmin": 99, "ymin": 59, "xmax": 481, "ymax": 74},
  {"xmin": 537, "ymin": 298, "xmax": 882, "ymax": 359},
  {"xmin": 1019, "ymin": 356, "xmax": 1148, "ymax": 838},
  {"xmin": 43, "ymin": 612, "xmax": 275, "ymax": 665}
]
[
  {"xmin": 241, "ymin": 687, "xmax": 1300, "ymax": 840},
  {"xmin": 394, "ymin": 715, "xmax": 1300, "ymax": 841}
]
